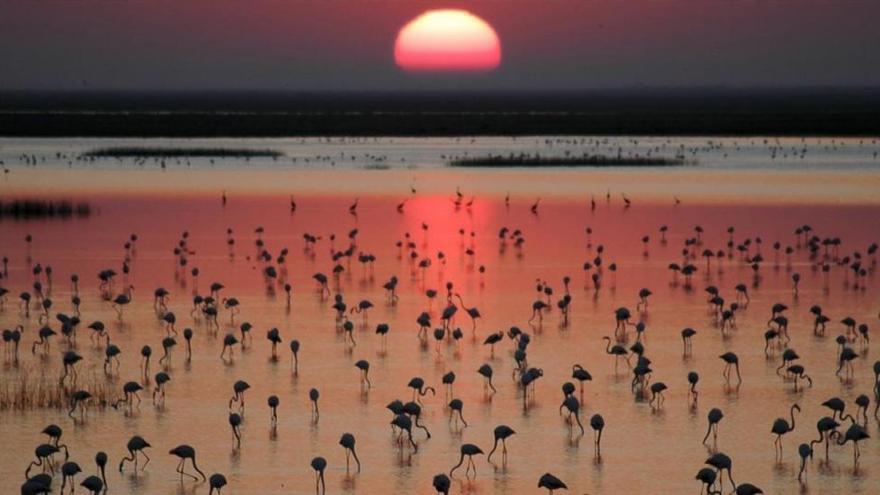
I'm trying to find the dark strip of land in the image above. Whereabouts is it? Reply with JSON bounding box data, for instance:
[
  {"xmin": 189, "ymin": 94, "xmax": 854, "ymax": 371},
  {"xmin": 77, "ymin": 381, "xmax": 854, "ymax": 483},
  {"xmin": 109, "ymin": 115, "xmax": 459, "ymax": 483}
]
[
  {"xmin": 449, "ymin": 154, "xmax": 688, "ymax": 167},
  {"xmin": 81, "ymin": 147, "xmax": 284, "ymax": 158},
  {"xmin": 0, "ymin": 200, "xmax": 91, "ymax": 220},
  {"xmin": 1, "ymin": 88, "xmax": 879, "ymax": 137}
]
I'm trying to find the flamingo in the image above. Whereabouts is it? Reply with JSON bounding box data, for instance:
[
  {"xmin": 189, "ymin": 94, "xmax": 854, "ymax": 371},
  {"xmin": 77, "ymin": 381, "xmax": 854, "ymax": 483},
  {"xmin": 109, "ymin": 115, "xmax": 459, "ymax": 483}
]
[
  {"xmin": 538, "ymin": 473, "xmax": 568, "ymax": 493},
  {"xmin": 339, "ymin": 433, "xmax": 361, "ymax": 472},
  {"xmin": 603, "ymin": 337, "xmax": 630, "ymax": 372},
  {"xmin": 26, "ymin": 444, "xmax": 60, "ymax": 477},
  {"xmin": 209, "ymin": 473, "xmax": 228, "ymax": 494},
  {"xmin": 118, "ymin": 436, "xmax": 151, "ymax": 472},
  {"xmin": 454, "ymin": 294, "xmax": 481, "ymax": 333},
  {"xmin": 407, "ymin": 377, "xmax": 435, "ymax": 403},
  {"xmin": 433, "ymin": 474, "xmax": 450, "ymax": 494},
  {"xmin": 720, "ymin": 352, "xmax": 741, "ymax": 384},
  {"xmin": 703, "ymin": 408, "xmax": 724, "ymax": 445},
  {"xmin": 705, "ymin": 452, "xmax": 735, "ymax": 493},
  {"xmin": 771, "ymin": 404, "xmax": 800, "ymax": 460},
  {"xmin": 168, "ymin": 445, "xmax": 206, "ymax": 481},
  {"xmin": 449, "ymin": 443, "xmax": 483, "ymax": 477},
  {"xmin": 590, "ymin": 414, "xmax": 605, "ymax": 456}
]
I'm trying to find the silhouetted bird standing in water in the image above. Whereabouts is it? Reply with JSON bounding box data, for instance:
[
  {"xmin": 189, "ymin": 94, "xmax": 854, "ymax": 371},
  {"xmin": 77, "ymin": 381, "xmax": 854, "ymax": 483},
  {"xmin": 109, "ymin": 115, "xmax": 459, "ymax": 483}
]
[
  {"xmin": 339, "ymin": 433, "xmax": 361, "ymax": 472},
  {"xmin": 487, "ymin": 425, "xmax": 515, "ymax": 463},
  {"xmin": 311, "ymin": 457, "xmax": 327, "ymax": 494},
  {"xmin": 538, "ymin": 473, "xmax": 568, "ymax": 493},
  {"xmin": 449, "ymin": 443, "xmax": 483, "ymax": 477},
  {"xmin": 169, "ymin": 445, "xmax": 206, "ymax": 481},
  {"xmin": 433, "ymin": 473, "xmax": 450, "ymax": 494}
]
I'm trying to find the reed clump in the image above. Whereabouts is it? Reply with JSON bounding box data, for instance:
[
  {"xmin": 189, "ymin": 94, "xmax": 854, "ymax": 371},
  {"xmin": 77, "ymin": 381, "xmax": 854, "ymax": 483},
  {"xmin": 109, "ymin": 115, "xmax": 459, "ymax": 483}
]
[
  {"xmin": 448, "ymin": 153, "xmax": 690, "ymax": 167},
  {"xmin": 0, "ymin": 199, "xmax": 91, "ymax": 219},
  {"xmin": 81, "ymin": 147, "xmax": 284, "ymax": 158},
  {"xmin": 0, "ymin": 365, "xmax": 109, "ymax": 411}
]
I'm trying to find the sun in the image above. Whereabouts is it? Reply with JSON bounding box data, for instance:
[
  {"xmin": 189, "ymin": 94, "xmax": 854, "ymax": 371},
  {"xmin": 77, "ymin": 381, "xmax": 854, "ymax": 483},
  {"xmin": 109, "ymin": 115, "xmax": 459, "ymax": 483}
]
[{"xmin": 394, "ymin": 9, "xmax": 502, "ymax": 72}]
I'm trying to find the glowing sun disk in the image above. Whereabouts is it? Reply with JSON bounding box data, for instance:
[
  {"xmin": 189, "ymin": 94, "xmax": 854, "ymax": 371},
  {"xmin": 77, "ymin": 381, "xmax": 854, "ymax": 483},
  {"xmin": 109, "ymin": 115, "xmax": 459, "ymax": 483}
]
[{"xmin": 394, "ymin": 9, "xmax": 502, "ymax": 72}]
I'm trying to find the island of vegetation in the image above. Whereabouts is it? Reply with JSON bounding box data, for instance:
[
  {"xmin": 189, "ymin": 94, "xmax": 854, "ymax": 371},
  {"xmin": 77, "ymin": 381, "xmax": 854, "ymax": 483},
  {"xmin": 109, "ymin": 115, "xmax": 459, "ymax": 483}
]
[
  {"xmin": 0, "ymin": 199, "xmax": 91, "ymax": 220},
  {"xmin": 448, "ymin": 153, "xmax": 690, "ymax": 167},
  {"xmin": 80, "ymin": 147, "xmax": 284, "ymax": 158}
]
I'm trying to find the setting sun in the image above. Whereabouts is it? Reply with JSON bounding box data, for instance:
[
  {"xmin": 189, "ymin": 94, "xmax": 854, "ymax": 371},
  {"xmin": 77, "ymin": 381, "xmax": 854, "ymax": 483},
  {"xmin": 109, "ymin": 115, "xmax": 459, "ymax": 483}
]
[{"xmin": 394, "ymin": 9, "xmax": 501, "ymax": 72}]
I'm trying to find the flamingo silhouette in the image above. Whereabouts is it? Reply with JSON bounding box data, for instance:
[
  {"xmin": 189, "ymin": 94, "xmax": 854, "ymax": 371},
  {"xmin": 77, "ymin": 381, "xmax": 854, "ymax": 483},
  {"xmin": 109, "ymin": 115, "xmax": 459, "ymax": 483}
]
[
  {"xmin": 60, "ymin": 461, "xmax": 82, "ymax": 493},
  {"xmin": 209, "ymin": 473, "xmax": 228, "ymax": 494},
  {"xmin": 705, "ymin": 453, "xmax": 735, "ymax": 493},
  {"xmin": 703, "ymin": 408, "xmax": 724, "ymax": 445},
  {"xmin": 339, "ymin": 433, "xmax": 361, "ymax": 472},
  {"xmin": 169, "ymin": 445, "xmax": 206, "ymax": 481},
  {"xmin": 719, "ymin": 352, "xmax": 741, "ymax": 384},
  {"xmin": 391, "ymin": 414, "xmax": 418, "ymax": 451},
  {"xmin": 561, "ymin": 396, "xmax": 585, "ymax": 435},
  {"xmin": 432, "ymin": 473, "xmax": 450, "ymax": 494},
  {"xmin": 797, "ymin": 443, "xmax": 812, "ymax": 482},
  {"xmin": 590, "ymin": 414, "xmax": 604, "ymax": 456},
  {"xmin": 771, "ymin": 404, "xmax": 800, "ymax": 460},
  {"xmin": 118, "ymin": 435, "xmax": 151, "ymax": 472},
  {"xmin": 26, "ymin": 444, "xmax": 60, "ymax": 478},
  {"xmin": 538, "ymin": 473, "xmax": 568, "ymax": 493},
  {"xmin": 229, "ymin": 380, "xmax": 250, "ymax": 412},
  {"xmin": 836, "ymin": 421, "xmax": 870, "ymax": 466},
  {"xmin": 355, "ymin": 360, "xmax": 371, "ymax": 388},
  {"xmin": 449, "ymin": 443, "xmax": 483, "ymax": 477},
  {"xmin": 407, "ymin": 377, "xmax": 435, "ymax": 403},
  {"xmin": 454, "ymin": 294, "xmax": 481, "ymax": 333},
  {"xmin": 603, "ymin": 337, "xmax": 630, "ymax": 372},
  {"xmin": 448, "ymin": 399, "xmax": 467, "ymax": 428}
]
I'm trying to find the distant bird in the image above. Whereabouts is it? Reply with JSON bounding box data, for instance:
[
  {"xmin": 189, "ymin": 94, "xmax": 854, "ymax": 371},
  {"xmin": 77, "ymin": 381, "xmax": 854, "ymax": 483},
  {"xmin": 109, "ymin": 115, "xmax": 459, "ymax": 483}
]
[
  {"xmin": 571, "ymin": 364, "xmax": 593, "ymax": 397},
  {"xmin": 407, "ymin": 377, "xmax": 435, "ymax": 403},
  {"xmin": 487, "ymin": 425, "xmax": 515, "ymax": 463},
  {"xmin": 720, "ymin": 352, "xmax": 742, "ymax": 384},
  {"xmin": 735, "ymin": 483, "xmax": 764, "ymax": 495},
  {"xmin": 836, "ymin": 422, "xmax": 870, "ymax": 466},
  {"xmin": 432, "ymin": 473, "xmax": 451, "ymax": 494},
  {"xmin": 209, "ymin": 473, "xmax": 228, "ymax": 494},
  {"xmin": 590, "ymin": 414, "xmax": 605, "ymax": 456},
  {"xmin": 703, "ymin": 408, "xmax": 724, "ymax": 445},
  {"xmin": 797, "ymin": 443, "xmax": 812, "ymax": 482},
  {"xmin": 118, "ymin": 435, "xmax": 151, "ymax": 472},
  {"xmin": 339, "ymin": 433, "xmax": 361, "ymax": 472},
  {"xmin": 391, "ymin": 414, "xmax": 418, "ymax": 451},
  {"xmin": 310, "ymin": 388, "xmax": 320, "ymax": 419},
  {"xmin": 705, "ymin": 453, "xmax": 735, "ymax": 493},
  {"xmin": 448, "ymin": 399, "xmax": 467, "ymax": 427},
  {"xmin": 771, "ymin": 404, "xmax": 800, "ymax": 460},
  {"xmin": 538, "ymin": 473, "xmax": 568, "ymax": 493},
  {"xmin": 561, "ymin": 396, "xmax": 585, "ymax": 434},
  {"xmin": 168, "ymin": 444, "xmax": 206, "ymax": 481},
  {"xmin": 311, "ymin": 456, "xmax": 327, "ymax": 494},
  {"xmin": 229, "ymin": 412, "xmax": 242, "ymax": 447},
  {"xmin": 695, "ymin": 468, "xmax": 717, "ymax": 494},
  {"xmin": 355, "ymin": 359, "xmax": 371, "ymax": 388},
  {"xmin": 268, "ymin": 395, "xmax": 280, "ymax": 426},
  {"xmin": 228, "ymin": 380, "xmax": 251, "ymax": 412},
  {"xmin": 478, "ymin": 364, "xmax": 496, "ymax": 393},
  {"xmin": 449, "ymin": 443, "xmax": 483, "ymax": 477},
  {"xmin": 60, "ymin": 461, "xmax": 82, "ymax": 493},
  {"xmin": 79, "ymin": 474, "xmax": 104, "ymax": 494}
]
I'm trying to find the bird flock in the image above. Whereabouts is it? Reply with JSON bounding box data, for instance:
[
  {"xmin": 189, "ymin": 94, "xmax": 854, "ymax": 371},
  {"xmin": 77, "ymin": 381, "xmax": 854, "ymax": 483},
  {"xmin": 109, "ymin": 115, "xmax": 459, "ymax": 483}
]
[{"xmin": 1, "ymin": 186, "xmax": 879, "ymax": 495}]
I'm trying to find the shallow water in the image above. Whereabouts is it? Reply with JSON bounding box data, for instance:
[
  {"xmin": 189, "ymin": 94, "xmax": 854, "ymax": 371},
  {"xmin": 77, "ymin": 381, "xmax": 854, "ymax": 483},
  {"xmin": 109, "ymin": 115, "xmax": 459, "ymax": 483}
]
[
  {"xmin": 1, "ymin": 190, "xmax": 879, "ymax": 495},
  {"xmin": 1, "ymin": 139, "xmax": 879, "ymax": 494}
]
